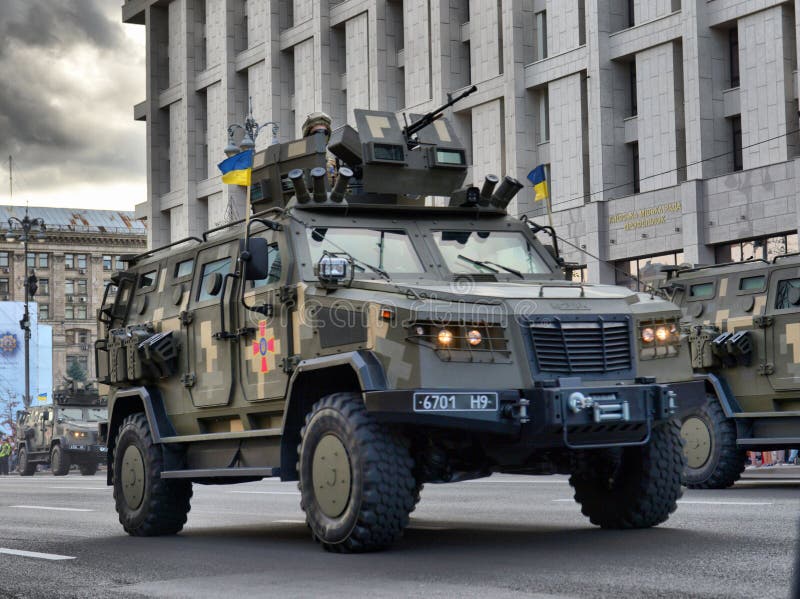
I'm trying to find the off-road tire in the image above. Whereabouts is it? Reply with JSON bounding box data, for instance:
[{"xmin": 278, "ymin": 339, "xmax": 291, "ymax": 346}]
[
  {"xmin": 298, "ymin": 392, "xmax": 417, "ymax": 553},
  {"xmin": 17, "ymin": 448, "xmax": 35, "ymax": 476},
  {"xmin": 113, "ymin": 413, "xmax": 192, "ymax": 536},
  {"xmin": 79, "ymin": 463, "xmax": 98, "ymax": 476},
  {"xmin": 680, "ymin": 395, "xmax": 746, "ymax": 489},
  {"xmin": 569, "ymin": 419, "xmax": 685, "ymax": 529},
  {"xmin": 51, "ymin": 444, "xmax": 70, "ymax": 476}
]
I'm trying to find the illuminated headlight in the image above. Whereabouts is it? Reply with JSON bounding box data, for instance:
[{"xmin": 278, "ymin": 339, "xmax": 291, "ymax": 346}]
[
  {"xmin": 71, "ymin": 431, "xmax": 87, "ymax": 438},
  {"xmin": 466, "ymin": 330, "xmax": 482, "ymax": 346},
  {"xmin": 639, "ymin": 319, "xmax": 681, "ymax": 360},
  {"xmin": 437, "ymin": 329, "xmax": 454, "ymax": 346}
]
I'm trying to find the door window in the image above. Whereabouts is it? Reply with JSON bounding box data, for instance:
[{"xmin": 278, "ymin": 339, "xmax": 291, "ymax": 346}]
[
  {"xmin": 197, "ymin": 257, "xmax": 232, "ymax": 302},
  {"xmin": 774, "ymin": 278, "xmax": 800, "ymax": 310}
]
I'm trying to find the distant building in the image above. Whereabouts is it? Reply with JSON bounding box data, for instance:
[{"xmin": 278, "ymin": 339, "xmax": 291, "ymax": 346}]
[
  {"xmin": 0, "ymin": 207, "xmax": 147, "ymax": 384},
  {"xmin": 124, "ymin": 1, "xmax": 800, "ymax": 284}
]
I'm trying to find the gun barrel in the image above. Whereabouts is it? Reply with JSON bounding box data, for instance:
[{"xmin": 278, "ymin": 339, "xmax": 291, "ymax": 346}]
[{"xmin": 404, "ymin": 85, "xmax": 478, "ymax": 139}]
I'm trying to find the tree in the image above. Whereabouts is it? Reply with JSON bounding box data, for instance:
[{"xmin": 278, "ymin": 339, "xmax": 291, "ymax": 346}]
[{"xmin": 66, "ymin": 361, "xmax": 87, "ymax": 383}]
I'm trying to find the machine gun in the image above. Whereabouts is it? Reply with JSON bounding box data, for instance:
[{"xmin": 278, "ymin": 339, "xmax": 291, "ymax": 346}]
[{"xmin": 402, "ymin": 85, "xmax": 477, "ymax": 149}]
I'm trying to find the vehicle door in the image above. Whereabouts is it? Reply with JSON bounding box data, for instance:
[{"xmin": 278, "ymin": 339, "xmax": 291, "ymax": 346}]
[
  {"xmin": 185, "ymin": 241, "xmax": 238, "ymax": 407},
  {"xmin": 35, "ymin": 409, "xmax": 50, "ymax": 450},
  {"xmin": 766, "ymin": 266, "xmax": 800, "ymax": 390},
  {"xmin": 237, "ymin": 227, "xmax": 292, "ymax": 405}
]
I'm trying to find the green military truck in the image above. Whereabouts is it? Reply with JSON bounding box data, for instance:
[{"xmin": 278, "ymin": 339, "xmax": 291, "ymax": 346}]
[
  {"xmin": 658, "ymin": 258, "xmax": 800, "ymax": 488},
  {"xmin": 96, "ymin": 94, "xmax": 701, "ymax": 552},
  {"xmin": 15, "ymin": 382, "xmax": 107, "ymax": 476}
]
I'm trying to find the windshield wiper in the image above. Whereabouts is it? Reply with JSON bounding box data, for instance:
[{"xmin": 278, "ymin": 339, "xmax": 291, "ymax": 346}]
[
  {"xmin": 347, "ymin": 255, "xmax": 392, "ymax": 281},
  {"xmin": 457, "ymin": 254, "xmax": 524, "ymax": 279}
]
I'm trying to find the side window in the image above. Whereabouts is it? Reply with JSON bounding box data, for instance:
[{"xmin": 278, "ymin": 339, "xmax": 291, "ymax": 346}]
[
  {"xmin": 197, "ymin": 257, "xmax": 232, "ymax": 302},
  {"xmin": 689, "ymin": 282, "xmax": 714, "ymax": 299},
  {"xmin": 774, "ymin": 278, "xmax": 800, "ymax": 310},
  {"xmin": 739, "ymin": 275, "xmax": 765, "ymax": 292},
  {"xmin": 175, "ymin": 258, "xmax": 194, "ymax": 279},
  {"xmin": 138, "ymin": 270, "xmax": 158, "ymax": 290},
  {"xmin": 252, "ymin": 243, "xmax": 281, "ymax": 289}
]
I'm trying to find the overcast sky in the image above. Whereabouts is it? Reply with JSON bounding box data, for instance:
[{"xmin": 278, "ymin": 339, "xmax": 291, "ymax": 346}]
[{"xmin": 0, "ymin": 0, "xmax": 145, "ymax": 212}]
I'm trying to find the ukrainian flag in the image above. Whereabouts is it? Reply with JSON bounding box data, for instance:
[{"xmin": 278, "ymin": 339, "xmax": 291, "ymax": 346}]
[
  {"xmin": 37, "ymin": 392, "xmax": 47, "ymax": 402},
  {"xmin": 527, "ymin": 165, "xmax": 549, "ymax": 201},
  {"xmin": 218, "ymin": 150, "xmax": 254, "ymax": 186}
]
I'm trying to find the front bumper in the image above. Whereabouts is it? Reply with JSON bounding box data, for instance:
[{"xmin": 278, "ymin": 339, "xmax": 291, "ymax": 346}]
[
  {"xmin": 364, "ymin": 382, "xmax": 677, "ymax": 449},
  {"xmin": 65, "ymin": 444, "xmax": 106, "ymax": 460}
]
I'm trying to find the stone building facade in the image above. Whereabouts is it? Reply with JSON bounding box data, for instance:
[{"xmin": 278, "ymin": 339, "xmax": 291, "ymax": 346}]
[
  {"xmin": 123, "ymin": 0, "xmax": 800, "ymax": 286},
  {"xmin": 0, "ymin": 207, "xmax": 147, "ymax": 385}
]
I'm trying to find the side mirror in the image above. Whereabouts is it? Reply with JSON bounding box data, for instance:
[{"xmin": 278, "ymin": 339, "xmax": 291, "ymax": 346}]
[{"xmin": 240, "ymin": 238, "xmax": 270, "ymax": 281}]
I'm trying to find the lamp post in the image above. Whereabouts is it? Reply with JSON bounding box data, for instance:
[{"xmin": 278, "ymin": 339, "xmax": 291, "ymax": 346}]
[
  {"xmin": 6, "ymin": 215, "xmax": 45, "ymax": 408},
  {"xmin": 225, "ymin": 96, "xmax": 279, "ymax": 157}
]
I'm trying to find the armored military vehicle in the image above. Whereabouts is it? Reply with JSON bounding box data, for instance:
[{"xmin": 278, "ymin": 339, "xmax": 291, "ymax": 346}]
[
  {"xmin": 658, "ymin": 258, "xmax": 800, "ymax": 488},
  {"xmin": 15, "ymin": 381, "xmax": 107, "ymax": 476},
  {"xmin": 96, "ymin": 90, "xmax": 700, "ymax": 552}
]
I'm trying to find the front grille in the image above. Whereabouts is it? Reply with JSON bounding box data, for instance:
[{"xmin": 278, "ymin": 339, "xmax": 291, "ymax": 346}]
[{"xmin": 529, "ymin": 316, "xmax": 632, "ymax": 375}]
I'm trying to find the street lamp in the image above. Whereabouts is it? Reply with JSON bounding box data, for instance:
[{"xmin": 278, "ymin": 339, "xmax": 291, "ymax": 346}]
[
  {"xmin": 6, "ymin": 214, "xmax": 45, "ymax": 408},
  {"xmin": 225, "ymin": 96, "xmax": 279, "ymax": 157}
]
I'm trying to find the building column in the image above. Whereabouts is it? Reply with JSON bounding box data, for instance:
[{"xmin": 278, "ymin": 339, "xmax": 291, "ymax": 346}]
[{"xmin": 681, "ymin": 179, "xmax": 714, "ymax": 266}]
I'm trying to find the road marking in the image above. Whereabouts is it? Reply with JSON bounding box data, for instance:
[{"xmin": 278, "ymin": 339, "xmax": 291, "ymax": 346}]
[
  {"xmin": 272, "ymin": 519, "xmax": 305, "ymax": 524},
  {"xmin": 10, "ymin": 505, "xmax": 94, "ymax": 512},
  {"xmin": 45, "ymin": 486, "xmax": 107, "ymax": 491},
  {"xmin": 0, "ymin": 548, "xmax": 75, "ymax": 561},
  {"xmin": 229, "ymin": 491, "xmax": 300, "ymax": 496},
  {"xmin": 677, "ymin": 500, "xmax": 774, "ymax": 506},
  {"xmin": 552, "ymin": 499, "xmax": 574, "ymax": 503}
]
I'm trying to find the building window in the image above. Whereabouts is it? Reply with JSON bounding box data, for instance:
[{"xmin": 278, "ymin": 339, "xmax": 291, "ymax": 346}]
[
  {"xmin": 715, "ymin": 234, "xmax": 799, "ymax": 263},
  {"xmin": 729, "ymin": 27, "xmax": 739, "ymax": 88},
  {"xmin": 65, "ymin": 280, "xmax": 75, "ymax": 295},
  {"xmin": 77, "ymin": 330, "xmax": 89, "ymax": 344},
  {"xmin": 104, "ymin": 280, "xmax": 117, "ymax": 296},
  {"xmin": 103, "ymin": 255, "xmax": 112, "ymax": 270},
  {"xmin": 66, "ymin": 355, "xmax": 89, "ymax": 372},
  {"xmin": 628, "ymin": 0, "xmax": 635, "ymax": 27},
  {"xmin": 65, "ymin": 254, "xmax": 74, "ymax": 269},
  {"xmin": 566, "ymin": 265, "xmax": 588, "ymax": 283},
  {"xmin": 538, "ymin": 88, "xmax": 550, "ymax": 143},
  {"xmin": 615, "ymin": 251, "xmax": 685, "ymax": 291},
  {"xmin": 76, "ymin": 305, "xmax": 88, "ymax": 319},
  {"xmin": 38, "ymin": 253, "xmax": 48, "ymax": 269},
  {"xmin": 77, "ymin": 279, "xmax": 88, "ymax": 295},
  {"xmin": 631, "ymin": 142, "xmax": 640, "ymax": 194},
  {"xmin": 66, "ymin": 304, "xmax": 88, "ymax": 320},
  {"xmin": 732, "ymin": 116, "xmax": 742, "ymax": 172},
  {"xmin": 0, "ymin": 252, "xmax": 8, "ymax": 268},
  {"xmin": 65, "ymin": 304, "xmax": 74, "ymax": 319},
  {"xmin": 77, "ymin": 254, "xmax": 88, "ymax": 270},
  {"xmin": 39, "ymin": 304, "xmax": 49, "ymax": 320},
  {"xmin": 0, "ymin": 278, "xmax": 8, "ymax": 295},
  {"xmin": 535, "ymin": 11, "xmax": 548, "ymax": 61},
  {"xmin": 115, "ymin": 255, "xmax": 125, "ymax": 270},
  {"xmin": 38, "ymin": 278, "xmax": 49, "ymax": 296},
  {"xmin": 26, "ymin": 252, "xmax": 35, "ymax": 268},
  {"xmin": 629, "ymin": 60, "xmax": 637, "ymax": 116}
]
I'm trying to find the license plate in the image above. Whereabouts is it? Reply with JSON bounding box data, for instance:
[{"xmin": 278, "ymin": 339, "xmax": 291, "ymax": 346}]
[{"xmin": 413, "ymin": 392, "xmax": 498, "ymax": 412}]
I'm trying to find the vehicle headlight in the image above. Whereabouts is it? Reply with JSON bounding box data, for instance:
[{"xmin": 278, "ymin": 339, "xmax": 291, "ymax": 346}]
[
  {"xmin": 407, "ymin": 321, "xmax": 508, "ymax": 356},
  {"xmin": 466, "ymin": 329, "xmax": 482, "ymax": 346},
  {"xmin": 638, "ymin": 318, "xmax": 681, "ymax": 360},
  {"xmin": 437, "ymin": 329, "xmax": 454, "ymax": 346},
  {"xmin": 71, "ymin": 431, "xmax": 87, "ymax": 438}
]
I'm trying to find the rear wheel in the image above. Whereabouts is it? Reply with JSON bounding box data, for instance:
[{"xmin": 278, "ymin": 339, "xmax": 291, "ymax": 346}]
[
  {"xmin": 17, "ymin": 448, "xmax": 35, "ymax": 476},
  {"xmin": 51, "ymin": 445, "xmax": 70, "ymax": 476},
  {"xmin": 680, "ymin": 395, "xmax": 746, "ymax": 489},
  {"xmin": 79, "ymin": 463, "xmax": 98, "ymax": 476},
  {"xmin": 570, "ymin": 419, "xmax": 685, "ymax": 528},
  {"xmin": 113, "ymin": 413, "xmax": 192, "ymax": 536},
  {"xmin": 298, "ymin": 392, "xmax": 417, "ymax": 553}
]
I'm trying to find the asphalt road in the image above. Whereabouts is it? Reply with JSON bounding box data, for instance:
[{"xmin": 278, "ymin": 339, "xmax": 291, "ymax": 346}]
[{"xmin": 0, "ymin": 469, "xmax": 796, "ymax": 599}]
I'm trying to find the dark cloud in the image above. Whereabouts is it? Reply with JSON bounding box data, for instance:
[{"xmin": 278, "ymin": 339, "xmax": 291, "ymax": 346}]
[
  {"xmin": 0, "ymin": 0, "xmax": 123, "ymax": 56},
  {"xmin": 0, "ymin": 0, "xmax": 144, "ymax": 200}
]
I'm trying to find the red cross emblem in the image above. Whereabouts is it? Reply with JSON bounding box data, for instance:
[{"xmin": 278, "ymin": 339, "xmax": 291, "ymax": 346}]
[{"xmin": 252, "ymin": 320, "xmax": 276, "ymax": 373}]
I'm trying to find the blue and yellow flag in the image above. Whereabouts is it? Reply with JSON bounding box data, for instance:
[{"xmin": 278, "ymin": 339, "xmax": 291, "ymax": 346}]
[
  {"xmin": 527, "ymin": 165, "xmax": 549, "ymax": 201},
  {"xmin": 37, "ymin": 392, "xmax": 47, "ymax": 402},
  {"xmin": 218, "ymin": 150, "xmax": 254, "ymax": 186}
]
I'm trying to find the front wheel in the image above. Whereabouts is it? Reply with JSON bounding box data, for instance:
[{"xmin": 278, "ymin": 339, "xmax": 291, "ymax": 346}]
[
  {"xmin": 17, "ymin": 448, "xmax": 35, "ymax": 476},
  {"xmin": 570, "ymin": 419, "xmax": 685, "ymax": 529},
  {"xmin": 51, "ymin": 445, "xmax": 70, "ymax": 476},
  {"xmin": 298, "ymin": 392, "xmax": 417, "ymax": 553},
  {"xmin": 680, "ymin": 395, "xmax": 746, "ymax": 489},
  {"xmin": 113, "ymin": 413, "xmax": 192, "ymax": 536},
  {"xmin": 79, "ymin": 463, "xmax": 98, "ymax": 476}
]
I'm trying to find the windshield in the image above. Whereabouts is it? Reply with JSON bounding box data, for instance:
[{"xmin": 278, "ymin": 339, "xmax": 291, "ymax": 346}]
[
  {"xmin": 58, "ymin": 408, "xmax": 105, "ymax": 422},
  {"xmin": 433, "ymin": 231, "xmax": 551, "ymax": 275},
  {"xmin": 307, "ymin": 228, "xmax": 424, "ymax": 274},
  {"xmin": 59, "ymin": 408, "xmax": 84, "ymax": 421},
  {"xmin": 85, "ymin": 409, "xmax": 106, "ymax": 422}
]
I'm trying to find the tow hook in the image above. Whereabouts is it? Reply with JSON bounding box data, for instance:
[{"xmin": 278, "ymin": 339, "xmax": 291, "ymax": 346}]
[
  {"xmin": 568, "ymin": 392, "xmax": 631, "ymax": 423},
  {"xmin": 666, "ymin": 390, "xmax": 677, "ymax": 414}
]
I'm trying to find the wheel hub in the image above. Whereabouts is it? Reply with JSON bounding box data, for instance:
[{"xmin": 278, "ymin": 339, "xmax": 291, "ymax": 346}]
[
  {"xmin": 312, "ymin": 434, "xmax": 352, "ymax": 518},
  {"xmin": 121, "ymin": 445, "xmax": 146, "ymax": 510},
  {"xmin": 681, "ymin": 416, "xmax": 712, "ymax": 469}
]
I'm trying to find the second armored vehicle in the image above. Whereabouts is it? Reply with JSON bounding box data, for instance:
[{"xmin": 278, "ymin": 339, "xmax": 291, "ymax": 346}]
[
  {"xmin": 664, "ymin": 257, "xmax": 800, "ymax": 488},
  {"xmin": 96, "ymin": 95, "xmax": 700, "ymax": 551},
  {"xmin": 15, "ymin": 381, "xmax": 107, "ymax": 476}
]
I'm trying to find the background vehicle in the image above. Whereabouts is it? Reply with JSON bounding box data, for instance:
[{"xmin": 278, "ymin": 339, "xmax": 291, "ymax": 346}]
[
  {"xmin": 96, "ymin": 95, "xmax": 700, "ymax": 552},
  {"xmin": 661, "ymin": 258, "xmax": 800, "ymax": 488},
  {"xmin": 15, "ymin": 380, "xmax": 107, "ymax": 476}
]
